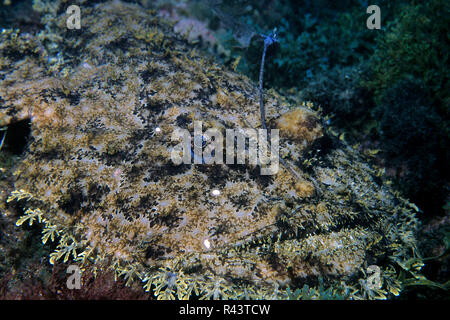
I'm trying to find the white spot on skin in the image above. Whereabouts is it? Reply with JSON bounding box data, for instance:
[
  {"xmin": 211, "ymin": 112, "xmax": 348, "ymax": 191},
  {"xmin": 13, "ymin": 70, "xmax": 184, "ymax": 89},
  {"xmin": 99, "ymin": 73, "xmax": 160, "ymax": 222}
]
[
  {"xmin": 155, "ymin": 127, "xmax": 161, "ymax": 133},
  {"xmin": 203, "ymin": 239, "xmax": 211, "ymax": 249},
  {"xmin": 211, "ymin": 189, "xmax": 220, "ymax": 196},
  {"xmin": 112, "ymin": 168, "xmax": 122, "ymax": 178},
  {"xmin": 81, "ymin": 62, "xmax": 93, "ymax": 69}
]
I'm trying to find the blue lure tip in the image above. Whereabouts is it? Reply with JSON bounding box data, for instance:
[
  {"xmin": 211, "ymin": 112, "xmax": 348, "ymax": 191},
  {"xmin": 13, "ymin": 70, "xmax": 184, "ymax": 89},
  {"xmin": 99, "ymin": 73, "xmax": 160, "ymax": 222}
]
[{"xmin": 261, "ymin": 28, "xmax": 279, "ymax": 47}]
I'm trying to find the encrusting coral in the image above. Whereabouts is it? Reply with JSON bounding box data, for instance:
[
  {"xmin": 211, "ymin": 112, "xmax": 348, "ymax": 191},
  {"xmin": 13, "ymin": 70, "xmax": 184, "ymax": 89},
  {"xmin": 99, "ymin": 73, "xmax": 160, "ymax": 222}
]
[{"xmin": 0, "ymin": 0, "xmax": 419, "ymax": 299}]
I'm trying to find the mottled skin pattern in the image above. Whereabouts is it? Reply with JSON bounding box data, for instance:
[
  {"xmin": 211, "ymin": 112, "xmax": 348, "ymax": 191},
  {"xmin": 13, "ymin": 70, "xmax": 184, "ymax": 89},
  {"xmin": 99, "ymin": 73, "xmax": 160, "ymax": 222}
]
[{"xmin": 0, "ymin": 1, "xmax": 417, "ymax": 297}]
